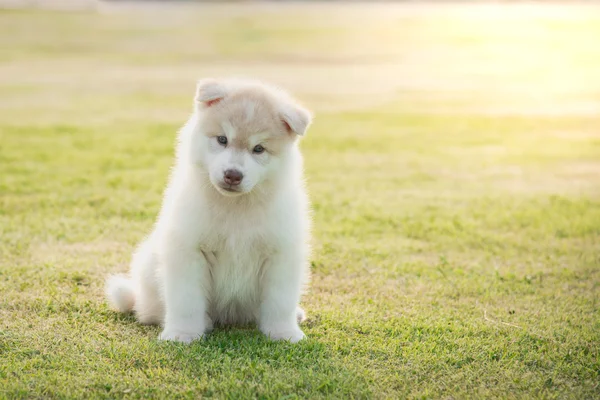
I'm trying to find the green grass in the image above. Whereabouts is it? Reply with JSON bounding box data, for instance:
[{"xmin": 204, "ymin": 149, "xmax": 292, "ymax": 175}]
[{"xmin": 1, "ymin": 3, "xmax": 599, "ymax": 399}]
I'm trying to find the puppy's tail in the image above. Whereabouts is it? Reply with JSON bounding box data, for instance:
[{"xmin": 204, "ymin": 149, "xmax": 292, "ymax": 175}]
[{"xmin": 105, "ymin": 274, "xmax": 135, "ymax": 313}]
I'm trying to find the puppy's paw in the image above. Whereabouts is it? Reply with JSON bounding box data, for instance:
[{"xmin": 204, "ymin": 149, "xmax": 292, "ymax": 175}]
[
  {"xmin": 261, "ymin": 325, "xmax": 306, "ymax": 343},
  {"xmin": 158, "ymin": 328, "xmax": 204, "ymax": 344}
]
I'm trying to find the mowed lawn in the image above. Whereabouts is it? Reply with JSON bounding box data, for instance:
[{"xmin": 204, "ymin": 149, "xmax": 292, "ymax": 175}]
[{"xmin": 1, "ymin": 3, "xmax": 599, "ymax": 398}]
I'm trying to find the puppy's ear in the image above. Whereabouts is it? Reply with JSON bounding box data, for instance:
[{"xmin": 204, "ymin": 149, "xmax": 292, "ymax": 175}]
[
  {"xmin": 280, "ymin": 102, "xmax": 312, "ymax": 136},
  {"xmin": 195, "ymin": 79, "xmax": 226, "ymax": 108}
]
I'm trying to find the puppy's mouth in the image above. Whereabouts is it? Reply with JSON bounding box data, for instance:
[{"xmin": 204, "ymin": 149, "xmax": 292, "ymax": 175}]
[{"xmin": 216, "ymin": 183, "xmax": 245, "ymax": 196}]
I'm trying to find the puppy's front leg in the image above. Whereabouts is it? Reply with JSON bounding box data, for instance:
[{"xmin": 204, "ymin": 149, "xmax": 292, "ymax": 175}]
[
  {"xmin": 259, "ymin": 250, "xmax": 306, "ymax": 343},
  {"xmin": 159, "ymin": 241, "xmax": 211, "ymax": 344}
]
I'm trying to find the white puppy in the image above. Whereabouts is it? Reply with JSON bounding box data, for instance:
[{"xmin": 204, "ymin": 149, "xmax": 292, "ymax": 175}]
[{"xmin": 105, "ymin": 78, "xmax": 312, "ymax": 343}]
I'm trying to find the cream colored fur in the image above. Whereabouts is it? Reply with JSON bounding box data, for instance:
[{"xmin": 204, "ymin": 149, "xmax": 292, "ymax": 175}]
[{"xmin": 105, "ymin": 78, "xmax": 312, "ymax": 343}]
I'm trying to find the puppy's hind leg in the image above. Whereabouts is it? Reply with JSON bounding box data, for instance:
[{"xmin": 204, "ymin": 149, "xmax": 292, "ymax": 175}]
[{"xmin": 130, "ymin": 238, "xmax": 164, "ymax": 325}]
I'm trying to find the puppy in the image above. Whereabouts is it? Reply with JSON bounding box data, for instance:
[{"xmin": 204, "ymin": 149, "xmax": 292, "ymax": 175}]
[{"xmin": 105, "ymin": 78, "xmax": 312, "ymax": 343}]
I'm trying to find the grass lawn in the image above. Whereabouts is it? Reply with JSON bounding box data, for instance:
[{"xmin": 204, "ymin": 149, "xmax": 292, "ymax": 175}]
[{"xmin": 1, "ymin": 2, "xmax": 599, "ymax": 398}]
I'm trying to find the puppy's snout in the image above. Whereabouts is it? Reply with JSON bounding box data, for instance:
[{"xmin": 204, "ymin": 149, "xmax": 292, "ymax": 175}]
[{"xmin": 223, "ymin": 169, "xmax": 243, "ymax": 186}]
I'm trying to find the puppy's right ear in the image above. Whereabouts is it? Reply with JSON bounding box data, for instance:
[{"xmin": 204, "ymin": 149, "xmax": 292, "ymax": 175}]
[{"xmin": 195, "ymin": 79, "xmax": 226, "ymax": 108}]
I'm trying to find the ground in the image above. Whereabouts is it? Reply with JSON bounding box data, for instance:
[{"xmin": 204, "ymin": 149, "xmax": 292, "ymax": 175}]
[{"xmin": 0, "ymin": 2, "xmax": 599, "ymax": 399}]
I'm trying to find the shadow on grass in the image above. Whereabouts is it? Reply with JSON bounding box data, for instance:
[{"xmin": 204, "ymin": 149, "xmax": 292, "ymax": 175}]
[{"xmin": 102, "ymin": 311, "xmax": 372, "ymax": 398}]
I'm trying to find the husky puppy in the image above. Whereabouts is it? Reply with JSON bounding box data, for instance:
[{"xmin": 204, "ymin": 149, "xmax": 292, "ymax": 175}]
[{"xmin": 106, "ymin": 78, "xmax": 312, "ymax": 343}]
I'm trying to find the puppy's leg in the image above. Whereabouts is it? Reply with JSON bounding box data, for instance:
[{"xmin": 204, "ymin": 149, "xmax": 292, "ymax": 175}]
[
  {"xmin": 158, "ymin": 239, "xmax": 211, "ymax": 343},
  {"xmin": 259, "ymin": 251, "xmax": 306, "ymax": 343},
  {"xmin": 106, "ymin": 238, "xmax": 162, "ymax": 324},
  {"xmin": 130, "ymin": 240, "xmax": 163, "ymax": 325}
]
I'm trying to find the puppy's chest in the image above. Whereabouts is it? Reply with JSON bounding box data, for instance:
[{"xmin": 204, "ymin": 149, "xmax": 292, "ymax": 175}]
[
  {"xmin": 198, "ymin": 207, "xmax": 278, "ymax": 303},
  {"xmin": 211, "ymin": 228, "xmax": 271, "ymax": 271},
  {"xmin": 200, "ymin": 208, "xmax": 277, "ymax": 256},
  {"xmin": 203, "ymin": 233, "xmax": 272, "ymax": 323}
]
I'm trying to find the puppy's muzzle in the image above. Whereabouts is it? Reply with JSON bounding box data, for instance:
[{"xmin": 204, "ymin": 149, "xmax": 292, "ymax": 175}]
[{"xmin": 223, "ymin": 169, "xmax": 243, "ymax": 186}]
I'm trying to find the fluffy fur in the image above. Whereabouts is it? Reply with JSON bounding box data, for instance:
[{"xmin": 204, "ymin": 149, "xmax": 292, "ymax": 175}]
[{"xmin": 106, "ymin": 78, "xmax": 312, "ymax": 343}]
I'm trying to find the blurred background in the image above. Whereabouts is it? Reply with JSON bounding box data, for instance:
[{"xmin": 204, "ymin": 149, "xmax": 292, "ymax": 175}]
[{"xmin": 3, "ymin": 0, "xmax": 599, "ymax": 122}]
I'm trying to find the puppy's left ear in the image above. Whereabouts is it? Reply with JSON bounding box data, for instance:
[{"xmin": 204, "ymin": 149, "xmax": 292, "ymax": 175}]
[
  {"xmin": 195, "ymin": 78, "xmax": 227, "ymax": 108},
  {"xmin": 280, "ymin": 103, "xmax": 312, "ymax": 136}
]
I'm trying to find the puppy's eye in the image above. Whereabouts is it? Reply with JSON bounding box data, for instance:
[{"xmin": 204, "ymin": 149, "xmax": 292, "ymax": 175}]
[
  {"xmin": 253, "ymin": 144, "xmax": 265, "ymax": 154},
  {"xmin": 216, "ymin": 136, "xmax": 228, "ymax": 146}
]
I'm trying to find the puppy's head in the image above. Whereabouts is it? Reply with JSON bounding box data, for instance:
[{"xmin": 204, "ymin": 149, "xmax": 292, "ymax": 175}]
[{"xmin": 190, "ymin": 78, "xmax": 312, "ymax": 197}]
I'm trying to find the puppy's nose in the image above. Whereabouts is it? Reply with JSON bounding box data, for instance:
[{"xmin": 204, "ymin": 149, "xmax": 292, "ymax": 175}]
[{"xmin": 223, "ymin": 169, "xmax": 243, "ymax": 186}]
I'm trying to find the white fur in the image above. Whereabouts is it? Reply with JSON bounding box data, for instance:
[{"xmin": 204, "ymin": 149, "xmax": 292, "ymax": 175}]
[
  {"xmin": 105, "ymin": 275, "xmax": 134, "ymax": 313},
  {"xmin": 106, "ymin": 79, "xmax": 312, "ymax": 343}
]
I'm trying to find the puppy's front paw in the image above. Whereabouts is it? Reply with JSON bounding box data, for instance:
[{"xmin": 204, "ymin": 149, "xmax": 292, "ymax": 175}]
[
  {"xmin": 158, "ymin": 327, "xmax": 204, "ymax": 344},
  {"xmin": 261, "ymin": 325, "xmax": 306, "ymax": 343}
]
